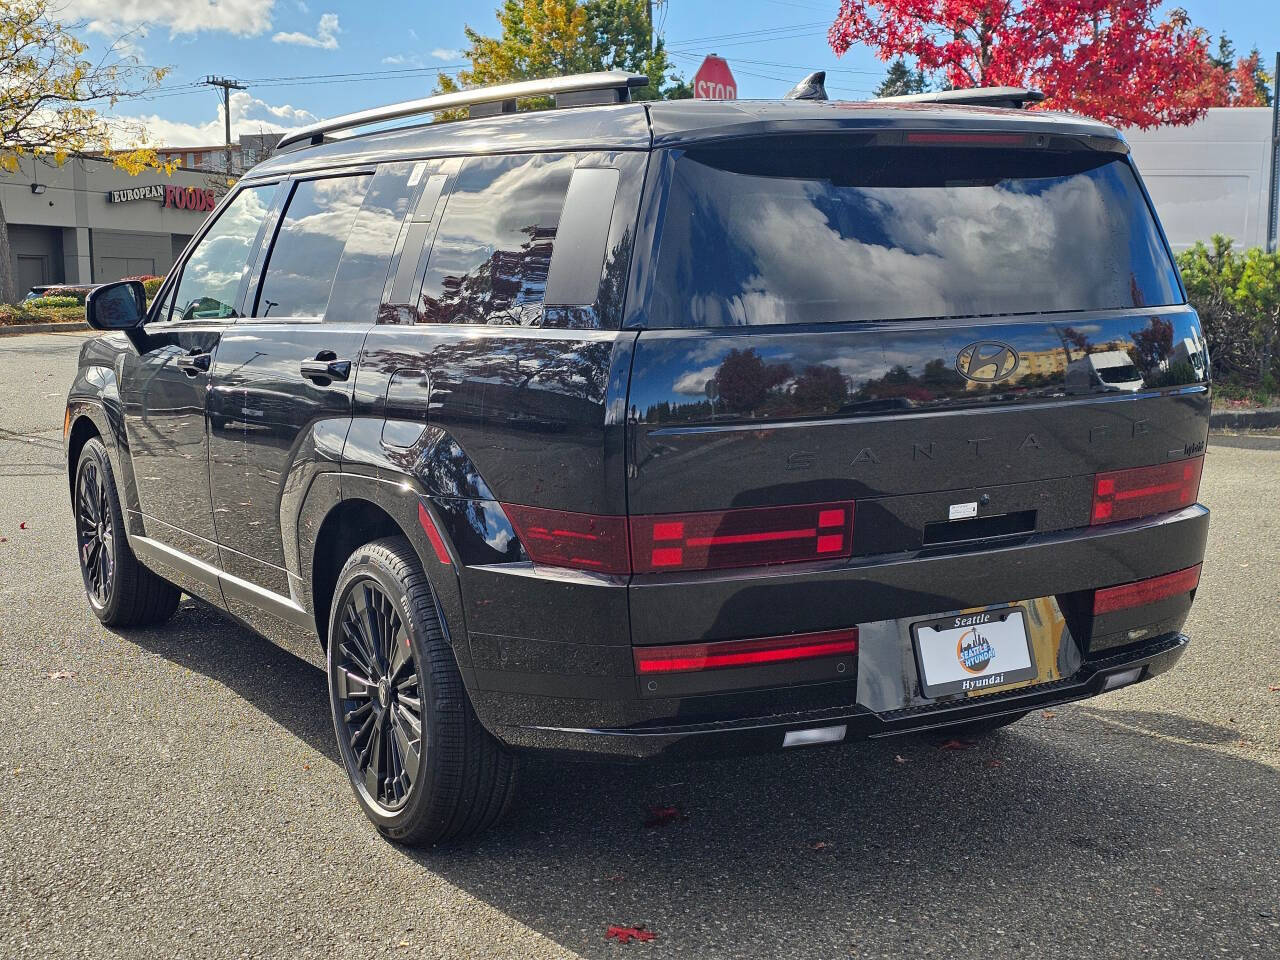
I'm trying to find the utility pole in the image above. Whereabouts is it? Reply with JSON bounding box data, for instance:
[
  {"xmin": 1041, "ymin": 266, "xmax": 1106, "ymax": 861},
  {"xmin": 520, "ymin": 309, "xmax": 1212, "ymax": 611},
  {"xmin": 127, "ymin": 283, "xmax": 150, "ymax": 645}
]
[{"xmin": 202, "ymin": 76, "xmax": 247, "ymax": 176}]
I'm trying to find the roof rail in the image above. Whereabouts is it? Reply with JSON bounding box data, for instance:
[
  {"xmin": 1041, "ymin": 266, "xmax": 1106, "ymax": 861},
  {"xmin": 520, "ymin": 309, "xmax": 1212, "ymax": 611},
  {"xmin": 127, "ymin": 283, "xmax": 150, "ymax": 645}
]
[
  {"xmin": 275, "ymin": 71, "xmax": 650, "ymax": 151},
  {"xmin": 875, "ymin": 87, "xmax": 1045, "ymax": 110}
]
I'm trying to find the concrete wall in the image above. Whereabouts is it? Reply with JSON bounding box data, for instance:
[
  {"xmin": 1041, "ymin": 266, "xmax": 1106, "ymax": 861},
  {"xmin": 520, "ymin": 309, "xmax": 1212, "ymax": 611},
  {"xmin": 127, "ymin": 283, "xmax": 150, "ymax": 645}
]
[{"xmin": 1123, "ymin": 108, "xmax": 1275, "ymax": 251}]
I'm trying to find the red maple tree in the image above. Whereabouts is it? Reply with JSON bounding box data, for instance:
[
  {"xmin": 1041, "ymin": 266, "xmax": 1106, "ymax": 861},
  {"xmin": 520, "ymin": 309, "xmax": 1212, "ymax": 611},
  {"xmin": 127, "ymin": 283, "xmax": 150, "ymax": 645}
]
[{"xmin": 828, "ymin": 0, "xmax": 1219, "ymax": 128}]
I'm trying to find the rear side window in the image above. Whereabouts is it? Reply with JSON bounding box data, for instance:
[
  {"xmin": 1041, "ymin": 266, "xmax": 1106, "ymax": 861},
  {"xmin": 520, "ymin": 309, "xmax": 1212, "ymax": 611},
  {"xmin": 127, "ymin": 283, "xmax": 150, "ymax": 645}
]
[
  {"xmin": 645, "ymin": 143, "xmax": 1183, "ymax": 327},
  {"xmin": 255, "ymin": 174, "xmax": 371, "ymax": 319},
  {"xmin": 418, "ymin": 153, "xmax": 574, "ymax": 324}
]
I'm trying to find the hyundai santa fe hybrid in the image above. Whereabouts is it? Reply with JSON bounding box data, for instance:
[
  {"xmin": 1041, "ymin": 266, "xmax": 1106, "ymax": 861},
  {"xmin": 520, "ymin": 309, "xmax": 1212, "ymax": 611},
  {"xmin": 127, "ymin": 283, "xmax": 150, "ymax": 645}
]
[{"xmin": 65, "ymin": 72, "xmax": 1210, "ymax": 845}]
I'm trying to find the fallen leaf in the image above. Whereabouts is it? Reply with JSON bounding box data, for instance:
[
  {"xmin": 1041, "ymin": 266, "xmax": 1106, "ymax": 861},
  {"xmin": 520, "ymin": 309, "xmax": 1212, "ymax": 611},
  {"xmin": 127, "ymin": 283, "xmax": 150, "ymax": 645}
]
[
  {"xmin": 604, "ymin": 873, "xmax": 625, "ymax": 884},
  {"xmin": 985, "ymin": 759, "xmax": 1003, "ymax": 768},
  {"xmin": 303, "ymin": 763, "xmax": 312, "ymax": 771},
  {"xmin": 1268, "ymin": 685, "xmax": 1280, "ymax": 692},
  {"xmin": 18, "ymin": 522, "xmax": 27, "ymax": 530},
  {"xmin": 893, "ymin": 754, "xmax": 909, "ymax": 764},
  {"xmin": 810, "ymin": 840, "xmax": 830, "ymax": 850},
  {"xmin": 643, "ymin": 804, "xmax": 685, "ymax": 828},
  {"xmin": 606, "ymin": 925, "xmax": 655, "ymax": 945},
  {"xmin": 46, "ymin": 670, "xmax": 75, "ymax": 680},
  {"xmin": 1041, "ymin": 710, "xmax": 1058, "ymax": 719},
  {"xmin": 397, "ymin": 941, "xmax": 410, "ymax": 950},
  {"xmin": 938, "ymin": 738, "xmax": 976, "ymax": 751}
]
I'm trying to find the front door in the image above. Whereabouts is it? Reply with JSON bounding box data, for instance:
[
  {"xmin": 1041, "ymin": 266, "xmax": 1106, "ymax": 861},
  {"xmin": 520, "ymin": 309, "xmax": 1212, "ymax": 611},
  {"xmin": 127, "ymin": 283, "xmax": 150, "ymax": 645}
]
[
  {"xmin": 118, "ymin": 183, "xmax": 278, "ymax": 576},
  {"xmin": 207, "ymin": 168, "xmax": 407, "ymax": 611}
]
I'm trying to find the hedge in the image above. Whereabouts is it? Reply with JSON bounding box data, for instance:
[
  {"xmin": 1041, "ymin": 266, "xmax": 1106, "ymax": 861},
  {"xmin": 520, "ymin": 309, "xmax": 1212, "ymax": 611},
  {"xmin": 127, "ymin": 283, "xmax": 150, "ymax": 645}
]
[
  {"xmin": 0, "ymin": 303, "xmax": 84, "ymax": 326},
  {"xmin": 1177, "ymin": 237, "xmax": 1279, "ymax": 400}
]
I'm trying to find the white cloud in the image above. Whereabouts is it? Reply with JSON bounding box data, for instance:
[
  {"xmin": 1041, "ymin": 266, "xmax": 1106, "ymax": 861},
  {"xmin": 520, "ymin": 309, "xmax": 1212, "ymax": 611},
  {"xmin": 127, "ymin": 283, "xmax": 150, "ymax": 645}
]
[
  {"xmin": 107, "ymin": 90, "xmax": 318, "ymax": 148},
  {"xmin": 272, "ymin": 11, "xmax": 340, "ymax": 49},
  {"xmin": 381, "ymin": 54, "xmax": 423, "ymax": 67},
  {"xmin": 431, "ymin": 48, "xmax": 463, "ymax": 61},
  {"xmin": 67, "ymin": 0, "xmax": 276, "ymax": 37}
]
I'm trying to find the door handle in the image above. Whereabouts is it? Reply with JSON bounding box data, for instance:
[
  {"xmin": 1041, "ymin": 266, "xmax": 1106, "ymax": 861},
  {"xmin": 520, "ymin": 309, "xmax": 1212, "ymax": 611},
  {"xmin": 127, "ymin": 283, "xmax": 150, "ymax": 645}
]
[
  {"xmin": 300, "ymin": 353, "xmax": 352, "ymax": 383},
  {"xmin": 175, "ymin": 351, "xmax": 211, "ymax": 376}
]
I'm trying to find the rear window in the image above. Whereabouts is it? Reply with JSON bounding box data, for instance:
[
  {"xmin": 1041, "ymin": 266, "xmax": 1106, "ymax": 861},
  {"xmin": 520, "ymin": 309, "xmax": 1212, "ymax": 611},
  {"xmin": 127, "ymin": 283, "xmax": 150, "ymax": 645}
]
[{"xmin": 645, "ymin": 143, "xmax": 1182, "ymax": 327}]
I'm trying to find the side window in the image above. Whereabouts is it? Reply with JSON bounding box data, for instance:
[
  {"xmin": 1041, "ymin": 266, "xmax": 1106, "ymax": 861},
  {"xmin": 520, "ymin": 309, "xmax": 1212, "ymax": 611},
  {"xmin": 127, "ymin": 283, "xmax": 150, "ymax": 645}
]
[
  {"xmin": 170, "ymin": 185, "xmax": 274, "ymax": 322},
  {"xmin": 418, "ymin": 153, "xmax": 574, "ymax": 325},
  {"xmin": 254, "ymin": 175, "xmax": 372, "ymax": 319}
]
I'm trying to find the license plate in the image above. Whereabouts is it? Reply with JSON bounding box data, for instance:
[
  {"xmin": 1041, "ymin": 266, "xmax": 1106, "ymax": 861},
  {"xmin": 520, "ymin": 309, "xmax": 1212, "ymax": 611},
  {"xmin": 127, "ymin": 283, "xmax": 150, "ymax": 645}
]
[{"xmin": 911, "ymin": 606, "xmax": 1037, "ymax": 698}]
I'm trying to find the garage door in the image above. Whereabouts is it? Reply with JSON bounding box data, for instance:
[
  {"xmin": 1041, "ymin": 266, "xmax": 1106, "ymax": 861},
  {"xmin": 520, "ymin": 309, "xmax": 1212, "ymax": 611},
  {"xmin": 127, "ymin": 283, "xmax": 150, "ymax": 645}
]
[{"xmin": 98, "ymin": 257, "xmax": 158, "ymax": 282}]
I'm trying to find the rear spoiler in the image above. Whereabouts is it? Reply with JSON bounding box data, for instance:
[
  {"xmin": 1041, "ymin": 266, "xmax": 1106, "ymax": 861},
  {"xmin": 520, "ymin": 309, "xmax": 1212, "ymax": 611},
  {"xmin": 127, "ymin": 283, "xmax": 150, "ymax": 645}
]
[{"xmin": 875, "ymin": 87, "xmax": 1046, "ymax": 110}]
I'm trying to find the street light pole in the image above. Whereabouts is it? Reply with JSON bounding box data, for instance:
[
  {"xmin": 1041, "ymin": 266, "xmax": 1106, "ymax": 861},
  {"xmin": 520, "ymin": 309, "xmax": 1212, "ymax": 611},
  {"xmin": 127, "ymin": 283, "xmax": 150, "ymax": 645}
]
[{"xmin": 202, "ymin": 76, "xmax": 247, "ymax": 176}]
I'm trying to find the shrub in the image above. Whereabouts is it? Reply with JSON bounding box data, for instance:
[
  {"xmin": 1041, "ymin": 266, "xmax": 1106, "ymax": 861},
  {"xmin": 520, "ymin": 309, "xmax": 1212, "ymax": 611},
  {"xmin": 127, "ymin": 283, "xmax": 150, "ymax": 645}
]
[
  {"xmin": 24, "ymin": 295, "xmax": 80, "ymax": 309},
  {"xmin": 142, "ymin": 276, "xmax": 164, "ymax": 297},
  {"xmin": 0, "ymin": 303, "xmax": 84, "ymax": 326},
  {"xmin": 1177, "ymin": 237, "xmax": 1280, "ymax": 392}
]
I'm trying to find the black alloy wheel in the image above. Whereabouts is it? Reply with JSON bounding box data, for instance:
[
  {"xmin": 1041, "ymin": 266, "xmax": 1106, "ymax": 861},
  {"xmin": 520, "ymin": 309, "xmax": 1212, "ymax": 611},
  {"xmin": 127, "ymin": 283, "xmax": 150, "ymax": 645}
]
[
  {"xmin": 333, "ymin": 578, "xmax": 424, "ymax": 812},
  {"xmin": 326, "ymin": 536, "xmax": 516, "ymax": 845},
  {"xmin": 75, "ymin": 456, "xmax": 114, "ymax": 609}
]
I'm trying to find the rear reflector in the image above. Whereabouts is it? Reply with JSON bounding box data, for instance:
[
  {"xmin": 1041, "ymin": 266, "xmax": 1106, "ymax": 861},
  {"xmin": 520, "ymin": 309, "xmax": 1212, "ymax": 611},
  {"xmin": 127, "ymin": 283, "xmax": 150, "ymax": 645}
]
[
  {"xmin": 783, "ymin": 724, "xmax": 847, "ymax": 747},
  {"xmin": 1091, "ymin": 456, "xmax": 1203, "ymax": 525},
  {"xmin": 417, "ymin": 502, "xmax": 452, "ymax": 565},
  {"xmin": 1093, "ymin": 564, "xmax": 1201, "ymax": 615},
  {"xmin": 630, "ymin": 501, "xmax": 854, "ymax": 574},
  {"xmin": 634, "ymin": 628, "xmax": 858, "ymax": 674},
  {"xmin": 503, "ymin": 504, "xmax": 630, "ymax": 575}
]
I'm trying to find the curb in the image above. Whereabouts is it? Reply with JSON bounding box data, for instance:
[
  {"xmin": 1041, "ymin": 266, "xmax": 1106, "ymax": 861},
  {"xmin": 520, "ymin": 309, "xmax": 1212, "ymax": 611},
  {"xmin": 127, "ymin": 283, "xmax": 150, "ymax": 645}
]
[
  {"xmin": 1209, "ymin": 409, "xmax": 1280, "ymax": 431},
  {"xmin": 0, "ymin": 321, "xmax": 90, "ymax": 337}
]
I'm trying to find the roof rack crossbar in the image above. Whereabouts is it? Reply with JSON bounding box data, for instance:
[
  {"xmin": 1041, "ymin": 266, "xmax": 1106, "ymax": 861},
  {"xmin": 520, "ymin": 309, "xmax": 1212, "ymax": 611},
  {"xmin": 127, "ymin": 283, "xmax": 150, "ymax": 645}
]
[
  {"xmin": 276, "ymin": 71, "xmax": 650, "ymax": 150},
  {"xmin": 874, "ymin": 86, "xmax": 1045, "ymax": 110}
]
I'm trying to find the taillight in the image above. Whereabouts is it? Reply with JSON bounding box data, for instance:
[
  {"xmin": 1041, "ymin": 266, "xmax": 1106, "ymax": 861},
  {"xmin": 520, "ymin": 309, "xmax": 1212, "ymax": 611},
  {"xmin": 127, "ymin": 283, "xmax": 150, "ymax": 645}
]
[
  {"xmin": 630, "ymin": 501, "xmax": 854, "ymax": 573},
  {"xmin": 1091, "ymin": 456, "xmax": 1203, "ymax": 525},
  {"xmin": 634, "ymin": 628, "xmax": 858, "ymax": 674},
  {"xmin": 503, "ymin": 504, "xmax": 630, "ymax": 575},
  {"xmin": 1093, "ymin": 564, "xmax": 1201, "ymax": 615}
]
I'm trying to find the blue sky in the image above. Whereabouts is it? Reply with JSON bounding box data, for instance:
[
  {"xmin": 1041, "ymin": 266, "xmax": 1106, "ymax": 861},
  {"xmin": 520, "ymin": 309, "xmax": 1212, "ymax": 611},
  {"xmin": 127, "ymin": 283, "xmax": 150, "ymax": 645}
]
[{"xmin": 76, "ymin": 0, "xmax": 1279, "ymax": 147}]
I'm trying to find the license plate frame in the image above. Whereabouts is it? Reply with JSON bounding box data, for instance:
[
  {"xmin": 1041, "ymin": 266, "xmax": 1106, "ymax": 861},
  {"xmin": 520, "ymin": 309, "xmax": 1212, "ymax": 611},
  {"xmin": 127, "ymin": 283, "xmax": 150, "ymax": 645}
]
[{"xmin": 911, "ymin": 605, "xmax": 1038, "ymax": 698}]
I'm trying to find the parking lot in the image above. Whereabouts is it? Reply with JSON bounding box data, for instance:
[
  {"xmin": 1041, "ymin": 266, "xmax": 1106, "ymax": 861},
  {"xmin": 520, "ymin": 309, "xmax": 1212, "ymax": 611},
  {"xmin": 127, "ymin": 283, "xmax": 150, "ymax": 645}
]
[{"xmin": 1, "ymin": 330, "xmax": 1278, "ymax": 960}]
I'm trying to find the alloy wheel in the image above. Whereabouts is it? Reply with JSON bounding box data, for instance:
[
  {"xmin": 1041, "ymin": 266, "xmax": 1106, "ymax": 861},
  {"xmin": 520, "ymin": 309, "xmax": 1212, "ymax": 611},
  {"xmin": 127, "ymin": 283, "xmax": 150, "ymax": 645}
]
[
  {"xmin": 76, "ymin": 459, "xmax": 113, "ymax": 607},
  {"xmin": 333, "ymin": 579, "xmax": 424, "ymax": 811}
]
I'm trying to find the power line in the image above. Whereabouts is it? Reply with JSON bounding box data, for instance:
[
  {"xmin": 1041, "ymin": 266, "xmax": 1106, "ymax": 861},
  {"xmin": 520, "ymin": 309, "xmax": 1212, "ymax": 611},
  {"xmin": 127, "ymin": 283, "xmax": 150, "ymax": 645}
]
[{"xmin": 202, "ymin": 75, "xmax": 245, "ymax": 172}]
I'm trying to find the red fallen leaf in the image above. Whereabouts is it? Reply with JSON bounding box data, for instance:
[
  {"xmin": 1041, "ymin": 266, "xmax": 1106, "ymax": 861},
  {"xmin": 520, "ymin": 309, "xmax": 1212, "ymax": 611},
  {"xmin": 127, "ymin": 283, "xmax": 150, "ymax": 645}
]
[
  {"xmin": 1268, "ymin": 685, "xmax": 1280, "ymax": 692},
  {"xmin": 18, "ymin": 522, "xmax": 27, "ymax": 530},
  {"xmin": 605, "ymin": 925, "xmax": 655, "ymax": 944},
  {"xmin": 985, "ymin": 759, "xmax": 1003, "ymax": 768},
  {"xmin": 1041, "ymin": 710, "xmax": 1058, "ymax": 718},
  {"xmin": 810, "ymin": 840, "xmax": 830, "ymax": 850},
  {"xmin": 643, "ymin": 804, "xmax": 685, "ymax": 828},
  {"xmin": 604, "ymin": 873, "xmax": 625, "ymax": 884},
  {"xmin": 938, "ymin": 738, "xmax": 976, "ymax": 751}
]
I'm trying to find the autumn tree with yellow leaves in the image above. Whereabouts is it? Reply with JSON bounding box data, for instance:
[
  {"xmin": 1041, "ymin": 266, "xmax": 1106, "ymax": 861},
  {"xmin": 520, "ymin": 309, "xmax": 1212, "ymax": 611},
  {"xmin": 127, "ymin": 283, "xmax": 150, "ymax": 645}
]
[
  {"xmin": 0, "ymin": 0, "xmax": 173, "ymax": 302},
  {"xmin": 435, "ymin": 0, "xmax": 691, "ymax": 112}
]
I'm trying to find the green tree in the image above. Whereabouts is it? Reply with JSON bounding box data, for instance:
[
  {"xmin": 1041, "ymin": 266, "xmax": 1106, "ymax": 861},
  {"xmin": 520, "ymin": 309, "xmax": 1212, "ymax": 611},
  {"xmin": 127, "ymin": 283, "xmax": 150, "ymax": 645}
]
[
  {"xmin": 0, "ymin": 0, "xmax": 172, "ymax": 303},
  {"xmin": 875, "ymin": 57, "xmax": 927, "ymax": 97},
  {"xmin": 435, "ymin": 0, "xmax": 691, "ymax": 109}
]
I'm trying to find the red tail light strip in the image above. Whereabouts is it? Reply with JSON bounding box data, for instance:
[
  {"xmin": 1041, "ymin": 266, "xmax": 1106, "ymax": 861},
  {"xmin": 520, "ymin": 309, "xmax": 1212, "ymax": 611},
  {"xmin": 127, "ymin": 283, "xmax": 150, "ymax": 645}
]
[
  {"xmin": 503, "ymin": 503, "xmax": 630, "ymax": 575},
  {"xmin": 1091, "ymin": 456, "xmax": 1203, "ymax": 525},
  {"xmin": 905, "ymin": 131, "xmax": 1026, "ymax": 146},
  {"xmin": 630, "ymin": 501, "xmax": 854, "ymax": 573},
  {"xmin": 634, "ymin": 629, "xmax": 859, "ymax": 674},
  {"xmin": 1093, "ymin": 564, "xmax": 1201, "ymax": 615}
]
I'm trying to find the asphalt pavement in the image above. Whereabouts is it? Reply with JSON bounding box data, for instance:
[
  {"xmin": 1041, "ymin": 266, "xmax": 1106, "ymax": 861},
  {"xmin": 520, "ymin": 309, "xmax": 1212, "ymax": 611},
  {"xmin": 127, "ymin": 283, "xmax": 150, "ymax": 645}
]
[{"xmin": 1, "ymin": 330, "xmax": 1278, "ymax": 960}]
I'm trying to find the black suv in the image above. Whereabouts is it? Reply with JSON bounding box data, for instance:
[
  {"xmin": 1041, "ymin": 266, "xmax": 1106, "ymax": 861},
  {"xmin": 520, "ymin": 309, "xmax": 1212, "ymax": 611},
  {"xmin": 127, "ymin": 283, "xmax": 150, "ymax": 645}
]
[{"xmin": 66, "ymin": 72, "xmax": 1210, "ymax": 845}]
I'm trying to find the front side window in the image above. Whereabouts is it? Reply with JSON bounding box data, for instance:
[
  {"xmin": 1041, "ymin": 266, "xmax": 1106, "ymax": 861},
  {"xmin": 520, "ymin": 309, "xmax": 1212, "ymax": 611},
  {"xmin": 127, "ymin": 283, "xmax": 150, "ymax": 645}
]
[
  {"xmin": 255, "ymin": 175, "xmax": 371, "ymax": 319},
  {"xmin": 646, "ymin": 142, "xmax": 1184, "ymax": 327},
  {"xmin": 170, "ymin": 185, "xmax": 274, "ymax": 322},
  {"xmin": 418, "ymin": 153, "xmax": 574, "ymax": 324}
]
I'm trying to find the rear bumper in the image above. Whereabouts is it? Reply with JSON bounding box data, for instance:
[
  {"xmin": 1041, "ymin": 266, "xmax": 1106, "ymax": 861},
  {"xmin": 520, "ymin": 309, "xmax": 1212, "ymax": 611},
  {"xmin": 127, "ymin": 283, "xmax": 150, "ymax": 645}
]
[
  {"xmin": 462, "ymin": 504, "xmax": 1208, "ymax": 758},
  {"xmin": 489, "ymin": 632, "xmax": 1189, "ymax": 760}
]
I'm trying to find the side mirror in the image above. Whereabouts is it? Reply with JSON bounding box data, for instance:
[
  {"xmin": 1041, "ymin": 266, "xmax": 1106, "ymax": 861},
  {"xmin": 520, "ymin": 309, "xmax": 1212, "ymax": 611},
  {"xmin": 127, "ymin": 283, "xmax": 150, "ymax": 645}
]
[{"xmin": 86, "ymin": 280, "xmax": 147, "ymax": 331}]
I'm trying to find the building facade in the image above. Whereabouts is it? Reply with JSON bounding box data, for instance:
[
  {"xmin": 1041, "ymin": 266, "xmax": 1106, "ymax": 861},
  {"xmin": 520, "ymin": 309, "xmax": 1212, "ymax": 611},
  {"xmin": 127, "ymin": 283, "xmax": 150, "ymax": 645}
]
[{"xmin": 1, "ymin": 155, "xmax": 224, "ymax": 296}]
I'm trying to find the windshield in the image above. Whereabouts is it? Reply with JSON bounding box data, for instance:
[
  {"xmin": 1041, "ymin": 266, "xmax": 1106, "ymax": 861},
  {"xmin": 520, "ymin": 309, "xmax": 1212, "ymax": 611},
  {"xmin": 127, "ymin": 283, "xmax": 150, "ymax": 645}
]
[{"xmin": 645, "ymin": 143, "xmax": 1183, "ymax": 327}]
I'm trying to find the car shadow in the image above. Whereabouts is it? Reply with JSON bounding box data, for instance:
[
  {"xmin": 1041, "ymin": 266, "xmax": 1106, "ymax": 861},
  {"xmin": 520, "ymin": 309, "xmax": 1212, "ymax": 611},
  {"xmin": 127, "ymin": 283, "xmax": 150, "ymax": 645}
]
[{"xmin": 128, "ymin": 606, "xmax": 1280, "ymax": 960}]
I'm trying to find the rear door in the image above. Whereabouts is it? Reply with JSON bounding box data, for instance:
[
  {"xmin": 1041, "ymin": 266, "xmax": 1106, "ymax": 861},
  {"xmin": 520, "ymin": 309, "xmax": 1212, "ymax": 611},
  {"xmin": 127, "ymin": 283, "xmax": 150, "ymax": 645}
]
[
  {"xmin": 207, "ymin": 164, "xmax": 417, "ymax": 612},
  {"xmin": 624, "ymin": 135, "xmax": 1208, "ymax": 642}
]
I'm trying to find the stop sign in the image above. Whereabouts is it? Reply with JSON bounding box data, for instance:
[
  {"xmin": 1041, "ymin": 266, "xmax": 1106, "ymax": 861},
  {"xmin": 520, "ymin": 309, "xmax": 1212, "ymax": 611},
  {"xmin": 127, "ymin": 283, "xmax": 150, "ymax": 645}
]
[{"xmin": 693, "ymin": 55, "xmax": 737, "ymax": 100}]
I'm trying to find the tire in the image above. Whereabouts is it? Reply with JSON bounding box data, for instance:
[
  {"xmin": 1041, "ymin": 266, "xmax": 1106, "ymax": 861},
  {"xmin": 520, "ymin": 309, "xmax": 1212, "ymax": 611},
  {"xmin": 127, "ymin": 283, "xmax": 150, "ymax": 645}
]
[
  {"xmin": 74, "ymin": 438, "xmax": 181, "ymax": 628},
  {"xmin": 945, "ymin": 710, "xmax": 1028, "ymax": 738},
  {"xmin": 326, "ymin": 536, "xmax": 516, "ymax": 846}
]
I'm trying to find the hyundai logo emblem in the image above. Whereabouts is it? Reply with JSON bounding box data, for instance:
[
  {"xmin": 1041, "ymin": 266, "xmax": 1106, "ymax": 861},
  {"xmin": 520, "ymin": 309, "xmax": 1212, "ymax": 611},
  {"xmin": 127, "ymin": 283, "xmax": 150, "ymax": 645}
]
[{"xmin": 956, "ymin": 341, "xmax": 1020, "ymax": 383}]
